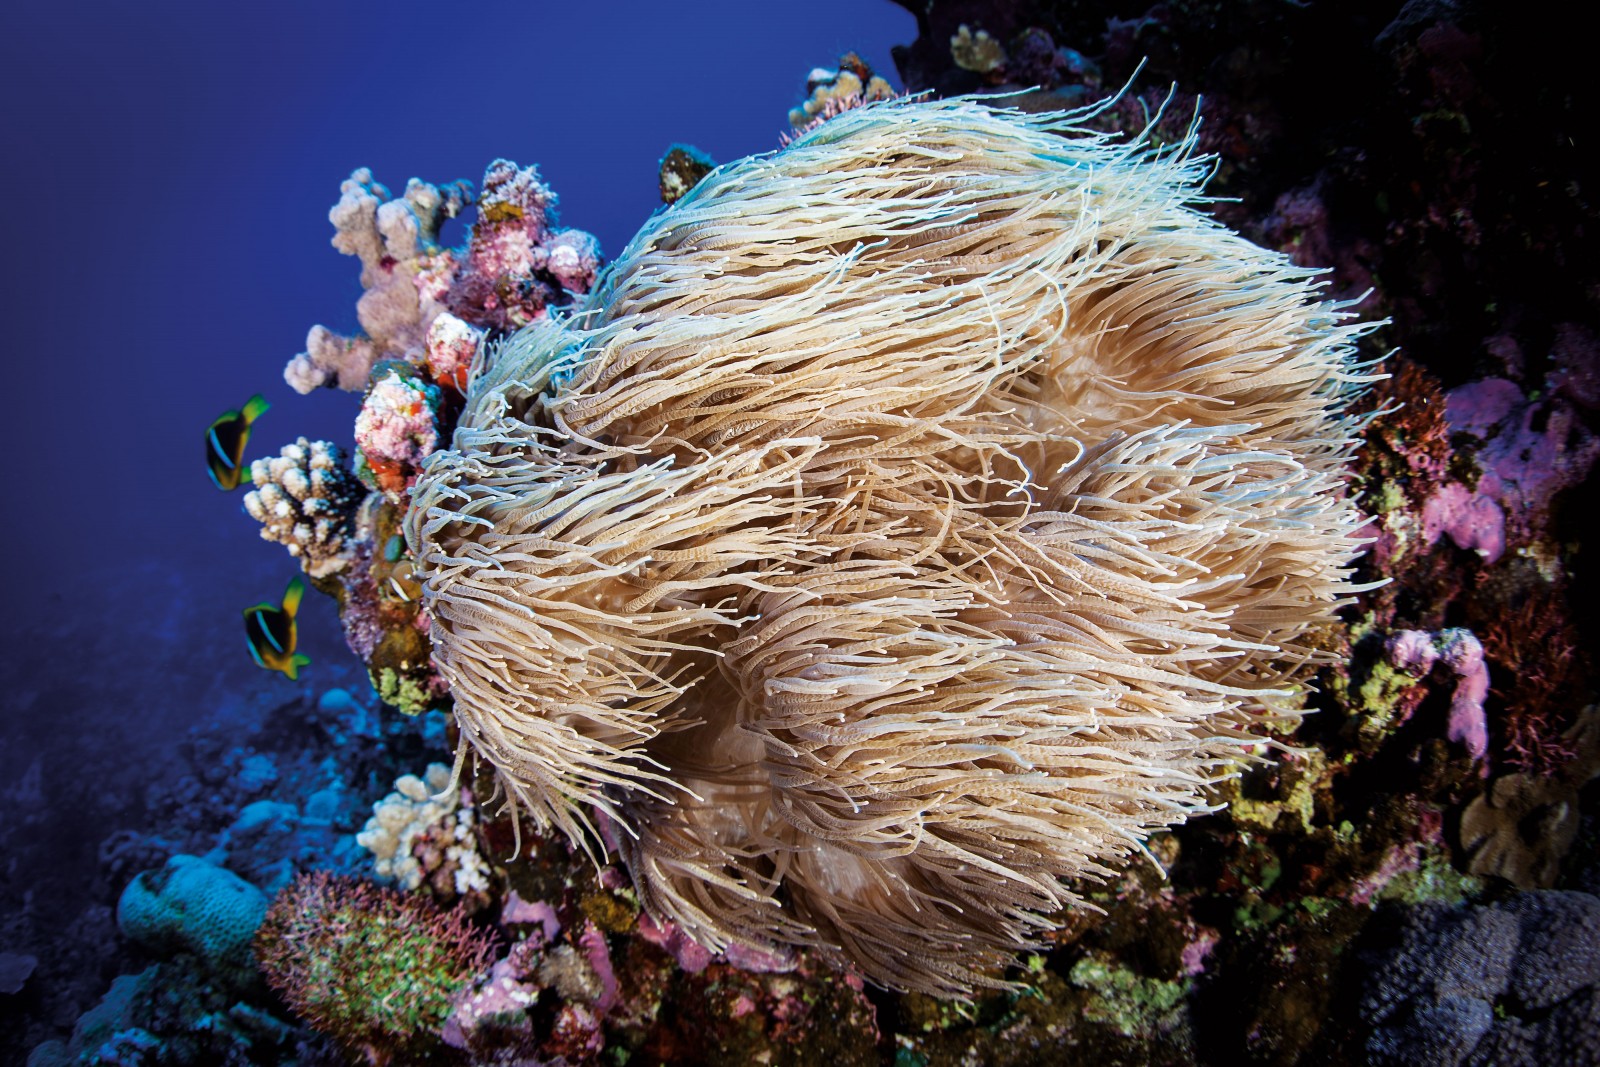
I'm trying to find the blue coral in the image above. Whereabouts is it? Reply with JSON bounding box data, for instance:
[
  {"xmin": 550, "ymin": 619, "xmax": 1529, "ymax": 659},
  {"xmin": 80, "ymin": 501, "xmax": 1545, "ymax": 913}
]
[
  {"xmin": 116, "ymin": 855, "xmax": 267, "ymax": 984},
  {"xmin": 1362, "ymin": 890, "xmax": 1600, "ymax": 1065}
]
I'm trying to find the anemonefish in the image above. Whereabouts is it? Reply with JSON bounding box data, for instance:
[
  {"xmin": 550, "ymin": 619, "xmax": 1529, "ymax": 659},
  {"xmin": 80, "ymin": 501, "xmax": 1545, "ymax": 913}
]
[
  {"xmin": 207, "ymin": 394, "xmax": 270, "ymax": 490},
  {"xmin": 244, "ymin": 575, "xmax": 311, "ymax": 680}
]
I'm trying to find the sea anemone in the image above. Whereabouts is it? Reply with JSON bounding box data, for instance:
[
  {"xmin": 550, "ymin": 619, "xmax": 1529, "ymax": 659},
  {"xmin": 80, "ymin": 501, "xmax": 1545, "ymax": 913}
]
[{"xmin": 405, "ymin": 97, "xmax": 1376, "ymax": 994}]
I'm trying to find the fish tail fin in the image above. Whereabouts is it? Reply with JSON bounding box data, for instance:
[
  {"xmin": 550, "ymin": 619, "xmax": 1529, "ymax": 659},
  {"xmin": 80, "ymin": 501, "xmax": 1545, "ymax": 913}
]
[
  {"xmin": 286, "ymin": 654, "xmax": 311, "ymax": 681},
  {"xmin": 241, "ymin": 394, "xmax": 271, "ymax": 423},
  {"xmin": 282, "ymin": 576, "xmax": 306, "ymax": 616}
]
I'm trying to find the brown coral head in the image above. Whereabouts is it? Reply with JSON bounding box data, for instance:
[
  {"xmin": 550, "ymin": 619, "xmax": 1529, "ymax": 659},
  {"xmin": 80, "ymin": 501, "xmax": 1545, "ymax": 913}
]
[{"xmin": 406, "ymin": 99, "xmax": 1377, "ymax": 995}]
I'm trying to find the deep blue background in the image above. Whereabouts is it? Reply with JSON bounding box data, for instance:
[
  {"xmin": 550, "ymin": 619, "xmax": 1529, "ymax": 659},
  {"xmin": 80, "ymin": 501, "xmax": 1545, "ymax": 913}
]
[{"xmin": 0, "ymin": 0, "xmax": 914, "ymax": 781}]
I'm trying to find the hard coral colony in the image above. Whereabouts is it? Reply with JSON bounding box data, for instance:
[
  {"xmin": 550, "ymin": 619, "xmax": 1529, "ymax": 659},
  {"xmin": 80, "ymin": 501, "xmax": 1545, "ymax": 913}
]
[{"xmin": 404, "ymin": 98, "xmax": 1374, "ymax": 994}]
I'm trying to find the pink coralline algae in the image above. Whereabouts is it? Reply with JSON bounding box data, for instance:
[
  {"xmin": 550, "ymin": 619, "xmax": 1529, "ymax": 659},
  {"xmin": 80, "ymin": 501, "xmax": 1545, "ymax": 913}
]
[
  {"xmin": 637, "ymin": 913, "xmax": 714, "ymax": 974},
  {"xmin": 445, "ymin": 159, "xmax": 602, "ymax": 333},
  {"xmin": 501, "ymin": 891, "xmax": 562, "ymax": 944},
  {"xmin": 354, "ymin": 369, "xmax": 443, "ymax": 503},
  {"xmin": 1386, "ymin": 628, "xmax": 1491, "ymax": 760},
  {"xmin": 285, "ymin": 160, "xmax": 599, "ymax": 395},
  {"xmin": 1421, "ymin": 376, "xmax": 1598, "ymax": 565},
  {"xmin": 424, "ymin": 312, "xmax": 485, "ymax": 395},
  {"xmin": 441, "ymin": 921, "xmax": 619, "ymax": 1059},
  {"xmin": 1179, "ymin": 927, "xmax": 1220, "ymax": 978},
  {"xmin": 440, "ymin": 937, "xmax": 544, "ymax": 1053},
  {"xmin": 1420, "ymin": 482, "xmax": 1505, "ymax": 564}
]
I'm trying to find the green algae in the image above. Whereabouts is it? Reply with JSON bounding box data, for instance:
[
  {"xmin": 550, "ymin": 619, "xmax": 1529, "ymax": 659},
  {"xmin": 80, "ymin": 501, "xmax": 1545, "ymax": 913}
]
[
  {"xmin": 1066, "ymin": 955, "xmax": 1189, "ymax": 1038},
  {"xmin": 374, "ymin": 666, "xmax": 434, "ymax": 716}
]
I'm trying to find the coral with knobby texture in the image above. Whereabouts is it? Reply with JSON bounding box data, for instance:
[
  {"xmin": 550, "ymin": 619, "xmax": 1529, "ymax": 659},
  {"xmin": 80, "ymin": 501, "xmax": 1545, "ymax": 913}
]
[
  {"xmin": 786, "ymin": 52, "xmax": 897, "ymax": 131},
  {"xmin": 354, "ymin": 367, "xmax": 443, "ymax": 503},
  {"xmin": 445, "ymin": 159, "xmax": 603, "ymax": 334},
  {"xmin": 423, "ymin": 312, "xmax": 484, "ymax": 395},
  {"xmin": 357, "ymin": 763, "xmax": 490, "ymax": 897},
  {"xmin": 1361, "ymin": 891, "xmax": 1600, "ymax": 1067},
  {"xmin": 242, "ymin": 438, "xmax": 366, "ymax": 578},
  {"xmin": 406, "ymin": 98, "xmax": 1375, "ymax": 994},
  {"xmin": 254, "ymin": 872, "xmax": 496, "ymax": 1065},
  {"xmin": 356, "ymin": 763, "xmax": 456, "ymax": 890},
  {"xmin": 284, "ymin": 170, "xmax": 471, "ymax": 394},
  {"xmin": 116, "ymin": 855, "xmax": 267, "ymax": 983},
  {"xmin": 284, "ymin": 161, "xmax": 600, "ymax": 396}
]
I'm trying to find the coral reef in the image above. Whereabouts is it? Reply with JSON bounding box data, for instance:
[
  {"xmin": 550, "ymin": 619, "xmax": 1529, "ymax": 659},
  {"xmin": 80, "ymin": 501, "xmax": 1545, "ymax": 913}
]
[
  {"xmin": 284, "ymin": 159, "xmax": 598, "ymax": 396},
  {"xmin": 261, "ymin": 158, "xmax": 604, "ymax": 716},
  {"xmin": 61, "ymin": 7, "xmax": 1586, "ymax": 1064},
  {"xmin": 243, "ymin": 439, "xmax": 366, "ymax": 578},
  {"xmin": 408, "ymin": 97, "xmax": 1374, "ymax": 994}
]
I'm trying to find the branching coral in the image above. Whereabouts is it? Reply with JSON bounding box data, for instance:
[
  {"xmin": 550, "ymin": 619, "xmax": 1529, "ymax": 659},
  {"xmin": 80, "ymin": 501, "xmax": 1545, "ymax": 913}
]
[
  {"xmin": 405, "ymin": 98, "xmax": 1376, "ymax": 994},
  {"xmin": 284, "ymin": 161, "xmax": 600, "ymax": 396},
  {"xmin": 242, "ymin": 438, "xmax": 366, "ymax": 578},
  {"xmin": 285, "ymin": 170, "xmax": 471, "ymax": 394}
]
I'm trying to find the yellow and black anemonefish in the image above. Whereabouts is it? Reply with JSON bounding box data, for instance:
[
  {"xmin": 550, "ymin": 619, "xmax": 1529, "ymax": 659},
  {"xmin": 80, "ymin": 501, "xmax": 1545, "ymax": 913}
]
[
  {"xmin": 244, "ymin": 576, "xmax": 310, "ymax": 680},
  {"xmin": 207, "ymin": 394, "xmax": 270, "ymax": 490}
]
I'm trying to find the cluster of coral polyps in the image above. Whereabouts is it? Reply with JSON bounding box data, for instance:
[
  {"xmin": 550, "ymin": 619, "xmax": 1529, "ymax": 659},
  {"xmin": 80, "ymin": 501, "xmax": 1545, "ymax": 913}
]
[
  {"xmin": 242, "ymin": 437, "xmax": 366, "ymax": 578},
  {"xmin": 243, "ymin": 159, "xmax": 600, "ymax": 711}
]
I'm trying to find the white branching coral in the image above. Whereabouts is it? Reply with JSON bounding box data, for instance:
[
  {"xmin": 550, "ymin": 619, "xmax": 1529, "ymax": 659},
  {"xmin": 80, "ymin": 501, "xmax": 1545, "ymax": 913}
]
[
  {"xmin": 406, "ymin": 98, "xmax": 1377, "ymax": 994},
  {"xmin": 243, "ymin": 438, "xmax": 366, "ymax": 578},
  {"xmin": 356, "ymin": 762, "xmax": 489, "ymax": 895},
  {"xmin": 357, "ymin": 763, "xmax": 455, "ymax": 889}
]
